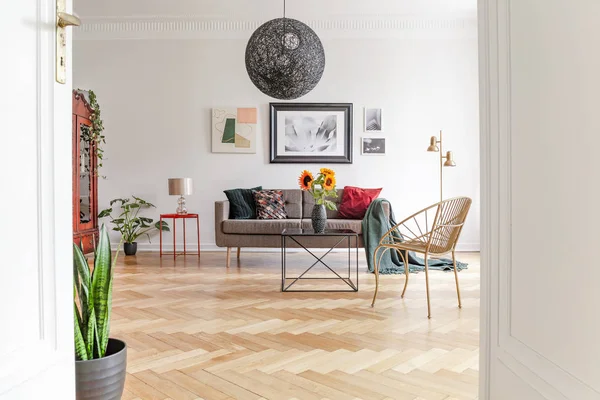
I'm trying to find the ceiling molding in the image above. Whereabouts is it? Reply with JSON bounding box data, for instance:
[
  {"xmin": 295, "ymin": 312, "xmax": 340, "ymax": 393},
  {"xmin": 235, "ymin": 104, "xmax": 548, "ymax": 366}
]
[{"xmin": 74, "ymin": 15, "xmax": 477, "ymax": 40}]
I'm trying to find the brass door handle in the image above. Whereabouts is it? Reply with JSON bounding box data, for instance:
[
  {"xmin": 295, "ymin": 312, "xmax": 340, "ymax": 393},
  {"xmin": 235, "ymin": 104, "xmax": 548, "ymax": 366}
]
[
  {"xmin": 57, "ymin": 12, "xmax": 81, "ymax": 28},
  {"xmin": 55, "ymin": 0, "xmax": 81, "ymax": 84}
]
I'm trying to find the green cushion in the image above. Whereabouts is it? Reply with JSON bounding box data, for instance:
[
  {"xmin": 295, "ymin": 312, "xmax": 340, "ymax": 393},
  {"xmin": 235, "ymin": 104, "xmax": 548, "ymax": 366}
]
[{"xmin": 224, "ymin": 186, "xmax": 262, "ymax": 219}]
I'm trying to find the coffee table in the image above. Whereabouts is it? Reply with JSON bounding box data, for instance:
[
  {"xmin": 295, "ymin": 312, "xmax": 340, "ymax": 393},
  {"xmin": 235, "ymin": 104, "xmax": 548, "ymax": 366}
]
[{"xmin": 281, "ymin": 228, "xmax": 359, "ymax": 292}]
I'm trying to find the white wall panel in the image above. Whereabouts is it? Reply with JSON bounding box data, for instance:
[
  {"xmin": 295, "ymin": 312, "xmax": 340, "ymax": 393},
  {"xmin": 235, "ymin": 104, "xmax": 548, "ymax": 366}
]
[{"xmin": 480, "ymin": 0, "xmax": 600, "ymax": 398}]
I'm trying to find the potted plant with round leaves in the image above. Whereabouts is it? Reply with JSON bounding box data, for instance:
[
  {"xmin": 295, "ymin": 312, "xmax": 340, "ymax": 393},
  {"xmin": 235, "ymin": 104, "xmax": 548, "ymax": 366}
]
[
  {"xmin": 99, "ymin": 196, "xmax": 169, "ymax": 256},
  {"xmin": 74, "ymin": 224, "xmax": 126, "ymax": 400}
]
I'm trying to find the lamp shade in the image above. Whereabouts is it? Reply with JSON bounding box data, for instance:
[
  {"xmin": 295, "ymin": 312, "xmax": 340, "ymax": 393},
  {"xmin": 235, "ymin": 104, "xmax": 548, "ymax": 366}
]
[
  {"xmin": 427, "ymin": 136, "xmax": 440, "ymax": 152},
  {"xmin": 168, "ymin": 178, "xmax": 193, "ymax": 196},
  {"xmin": 245, "ymin": 18, "xmax": 325, "ymax": 100},
  {"xmin": 443, "ymin": 151, "xmax": 456, "ymax": 167}
]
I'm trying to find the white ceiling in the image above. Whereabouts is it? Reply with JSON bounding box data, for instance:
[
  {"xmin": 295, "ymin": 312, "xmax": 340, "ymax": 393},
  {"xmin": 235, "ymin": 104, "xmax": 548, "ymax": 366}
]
[{"xmin": 75, "ymin": 0, "xmax": 477, "ymax": 19}]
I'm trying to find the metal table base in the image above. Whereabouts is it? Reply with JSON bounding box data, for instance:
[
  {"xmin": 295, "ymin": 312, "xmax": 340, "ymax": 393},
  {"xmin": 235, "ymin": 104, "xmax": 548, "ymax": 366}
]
[{"xmin": 281, "ymin": 229, "xmax": 359, "ymax": 292}]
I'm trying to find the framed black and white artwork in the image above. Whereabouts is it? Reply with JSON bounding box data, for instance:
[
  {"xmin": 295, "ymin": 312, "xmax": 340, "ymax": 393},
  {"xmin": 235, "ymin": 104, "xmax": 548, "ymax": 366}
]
[
  {"xmin": 270, "ymin": 103, "xmax": 353, "ymax": 163},
  {"xmin": 361, "ymin": 137, "xmax": 386, "ymax": 155},
  {"xmin": 364, "ymin": 107, "xmax": 383, "ymax": 132}
]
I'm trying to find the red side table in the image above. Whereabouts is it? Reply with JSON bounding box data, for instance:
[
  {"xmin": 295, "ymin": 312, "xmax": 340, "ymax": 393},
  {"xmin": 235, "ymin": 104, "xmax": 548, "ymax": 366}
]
[{"xmin": 159, "ymin": 213, "xmax": 200, "ymax": 259}]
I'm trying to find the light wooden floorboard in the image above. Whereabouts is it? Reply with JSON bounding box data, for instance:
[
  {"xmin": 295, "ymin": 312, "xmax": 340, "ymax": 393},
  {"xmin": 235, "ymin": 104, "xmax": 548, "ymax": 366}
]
[{"xmin": 111, "ymin": 251, "xmax": 480, "ymax": 400}]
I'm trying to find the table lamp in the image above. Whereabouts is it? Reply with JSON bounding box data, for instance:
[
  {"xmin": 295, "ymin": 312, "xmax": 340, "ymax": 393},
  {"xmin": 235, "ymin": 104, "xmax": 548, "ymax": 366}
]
[
  {"xmin": 427, "ymin": 130, "xmax": 456, "ymax": 202},
  {"xmin": 168, "ymin": 178, "xmax": 193, "ymax": 214}
]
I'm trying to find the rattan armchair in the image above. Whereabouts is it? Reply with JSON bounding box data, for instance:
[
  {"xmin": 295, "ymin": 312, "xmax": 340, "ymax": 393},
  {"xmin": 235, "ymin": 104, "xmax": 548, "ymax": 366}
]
[{"xmin": 371, "ymin": 197, "xmax": 472, "ymax": 318}]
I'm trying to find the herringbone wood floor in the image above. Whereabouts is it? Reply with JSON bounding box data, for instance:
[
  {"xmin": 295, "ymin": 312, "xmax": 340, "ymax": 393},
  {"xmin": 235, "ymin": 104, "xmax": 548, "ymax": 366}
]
[{"xmin": 112, "ymin": 251, "xmax": 479, "ymax": 400}]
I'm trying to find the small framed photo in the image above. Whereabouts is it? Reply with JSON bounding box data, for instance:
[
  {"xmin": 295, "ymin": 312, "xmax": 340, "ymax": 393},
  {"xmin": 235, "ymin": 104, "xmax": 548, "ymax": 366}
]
[
  {"xmin": 361, "ymin": 137, "xmax": 386, "ymax": 156},
  {"xmin": 364, "ymin": 107, "xmax": 383, "ymax": 132}
]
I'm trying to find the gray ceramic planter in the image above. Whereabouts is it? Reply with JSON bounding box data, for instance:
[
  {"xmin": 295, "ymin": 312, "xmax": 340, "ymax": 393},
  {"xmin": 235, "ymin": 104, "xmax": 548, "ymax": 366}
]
[
  {"xmin": 76, "ymin": 338, "xmax": 127, "ymax": 400},
  {"xmin": 123, "ymin": 242, "xmax": 137, "ymax": 256},
  {"xmin": 311, "ymin": 204, "xmax": 327, "ymax": 233}
]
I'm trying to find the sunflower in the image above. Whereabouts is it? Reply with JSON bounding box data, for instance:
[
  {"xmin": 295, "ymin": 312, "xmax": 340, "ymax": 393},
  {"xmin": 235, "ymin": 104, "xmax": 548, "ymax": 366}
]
[
  {"xmin": 320, "ymin": 168, "xmax": 335, "ymax": 177},
  {"xmin": 323, "ymin": 174, "xmax": 336, "ymax": 191},
  {"xmin": 298, "ymin": 170, "xmax": 314, "ymax": 191}
]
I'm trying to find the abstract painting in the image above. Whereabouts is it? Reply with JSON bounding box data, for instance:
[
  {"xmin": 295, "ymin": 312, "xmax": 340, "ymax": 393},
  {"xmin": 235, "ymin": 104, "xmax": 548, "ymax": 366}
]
[
  {"xmin": 212, "ymin": 107, "xmax": 257, "ymax": 153},
  {"xmin": 270, "ymin": 103, "xmax": 353, "ymax": 163},
  {"xmin": 364, "ymin": 107, "xmax": 383, "ymax": 132}
]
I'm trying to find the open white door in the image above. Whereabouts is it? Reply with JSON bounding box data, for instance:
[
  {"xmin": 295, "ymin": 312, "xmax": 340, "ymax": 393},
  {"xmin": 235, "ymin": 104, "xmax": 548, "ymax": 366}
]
[
  {"xmin": 0, "ymin": 0, "xmax": 75, "ymax": 399},
  {"xmin": 479, "ymin": 0, "xmax": 600, "ymax": 399}
]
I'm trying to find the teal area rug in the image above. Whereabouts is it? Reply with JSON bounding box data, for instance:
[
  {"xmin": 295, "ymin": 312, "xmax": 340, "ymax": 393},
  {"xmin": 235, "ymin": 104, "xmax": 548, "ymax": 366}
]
[{"xmin": 362, "ymin": 198, "xmax": 467, "ymax": 274}]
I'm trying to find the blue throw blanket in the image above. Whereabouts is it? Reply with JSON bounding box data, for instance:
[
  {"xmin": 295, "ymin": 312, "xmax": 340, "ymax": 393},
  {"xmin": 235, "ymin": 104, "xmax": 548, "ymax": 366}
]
[{"xmin": 362, "ymin": 198, "xmax": 467, "ymax": 274}]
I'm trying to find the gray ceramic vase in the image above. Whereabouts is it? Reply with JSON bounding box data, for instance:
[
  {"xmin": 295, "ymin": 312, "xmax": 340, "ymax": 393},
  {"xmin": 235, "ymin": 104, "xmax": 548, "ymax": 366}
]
[
  {"xmin": 76, "ymin": 338, "xmax": 127, "ymax": 400},
  {"xmin": 311, "ymin": 204, "xmax": 327, "ymax": 233}
]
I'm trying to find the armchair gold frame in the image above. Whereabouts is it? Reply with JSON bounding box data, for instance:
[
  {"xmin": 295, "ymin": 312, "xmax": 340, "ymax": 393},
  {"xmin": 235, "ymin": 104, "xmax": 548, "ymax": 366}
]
[{"xmin": 371, "ymin": 197, "xmax": 472, "ymax": 318}]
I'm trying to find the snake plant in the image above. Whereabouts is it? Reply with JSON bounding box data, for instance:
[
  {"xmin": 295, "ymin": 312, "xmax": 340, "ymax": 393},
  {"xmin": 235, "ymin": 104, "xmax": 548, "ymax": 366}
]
[{"xmin": 73, "ymin": 224, "xmax": 120, "ymax": 360}]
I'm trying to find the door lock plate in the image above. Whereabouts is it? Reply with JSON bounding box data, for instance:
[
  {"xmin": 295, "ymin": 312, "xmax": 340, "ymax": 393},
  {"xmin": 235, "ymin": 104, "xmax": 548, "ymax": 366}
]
[
  {"xmin": 56, "ymin": 0, "xmax": 81, "ymax": 84},
  {"xmin": 56, "ymin": 0, "xmax": 67, "ymax": 84}
]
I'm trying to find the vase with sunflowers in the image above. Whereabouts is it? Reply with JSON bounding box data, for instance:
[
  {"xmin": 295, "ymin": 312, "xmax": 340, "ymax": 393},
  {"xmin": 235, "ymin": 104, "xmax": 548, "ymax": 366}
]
[{"xmin": 298, "ymin": 168, "xmax": 338, "ymax": 233}]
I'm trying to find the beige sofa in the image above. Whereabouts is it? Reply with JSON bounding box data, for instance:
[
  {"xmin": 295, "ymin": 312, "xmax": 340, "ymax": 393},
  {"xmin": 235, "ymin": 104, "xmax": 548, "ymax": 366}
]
[{"xmin": 215, "ymin": 189, "xmax": 387, "ymax": 267}]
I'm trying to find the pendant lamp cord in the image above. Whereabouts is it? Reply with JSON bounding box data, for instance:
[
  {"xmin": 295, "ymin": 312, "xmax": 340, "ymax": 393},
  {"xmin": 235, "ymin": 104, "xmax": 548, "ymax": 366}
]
[{"xmin": 282, "ymin": 0, "xmax": 287, "ymax": 53}]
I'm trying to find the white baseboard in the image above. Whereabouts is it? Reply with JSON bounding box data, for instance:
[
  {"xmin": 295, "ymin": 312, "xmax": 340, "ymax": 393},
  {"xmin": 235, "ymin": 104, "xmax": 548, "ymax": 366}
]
[
  {"xmin": 455, "ymin": 243, "xmax": 480, "ymax": 252},
  {"xmin": 114, "ymin": 242, "xmax": 480, "ymax": 253}
]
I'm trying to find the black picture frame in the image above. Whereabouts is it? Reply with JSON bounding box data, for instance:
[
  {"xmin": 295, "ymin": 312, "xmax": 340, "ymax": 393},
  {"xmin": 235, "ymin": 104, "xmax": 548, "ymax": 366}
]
[{"xmin": 270, "ymin": 103, "xmax": 353, "ymax": 164}]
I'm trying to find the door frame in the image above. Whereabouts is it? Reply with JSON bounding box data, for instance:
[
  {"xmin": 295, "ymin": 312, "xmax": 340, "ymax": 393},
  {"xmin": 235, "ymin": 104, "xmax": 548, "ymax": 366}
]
[
  {"xmin": 479, "ymin": 0, "xmax": 511, "ymax": 397},
  {"xmin": 478, "ymin": 0, "xmax": 493, "ymax": 397}
]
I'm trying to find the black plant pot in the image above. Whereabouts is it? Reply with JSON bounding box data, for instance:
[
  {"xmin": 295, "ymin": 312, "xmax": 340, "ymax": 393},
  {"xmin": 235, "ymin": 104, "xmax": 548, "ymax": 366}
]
[
  {"xmin": 76, "ymin": 338, "xmax": 127, "ymax": 400},
  {"xmin": 123, "ymin": 242, "xmax": 137, "ymax": 256}
]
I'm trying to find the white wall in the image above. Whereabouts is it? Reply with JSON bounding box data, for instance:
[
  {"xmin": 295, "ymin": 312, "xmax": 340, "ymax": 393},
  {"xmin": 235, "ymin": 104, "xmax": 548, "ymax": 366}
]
[{"xmin": 73, "ymin": 0, "xmax": 479, "ymax": 251}]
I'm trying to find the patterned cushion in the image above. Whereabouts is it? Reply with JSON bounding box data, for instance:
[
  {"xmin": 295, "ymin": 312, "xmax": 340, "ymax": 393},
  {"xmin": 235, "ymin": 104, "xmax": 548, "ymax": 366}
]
[
  {"xmin": 224, "ymin": 186, "xmax": 262, "ymax": 219},
  {"xmin": 253, "ymin": 190, "xmax": 287, "ymax": 219}
]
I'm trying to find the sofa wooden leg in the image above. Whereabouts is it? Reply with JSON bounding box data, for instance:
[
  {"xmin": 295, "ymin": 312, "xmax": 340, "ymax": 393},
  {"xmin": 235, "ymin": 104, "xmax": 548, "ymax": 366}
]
[
  {"xmin": 226, "ymin": 247, "xmax": 231, "ymax": 268},
  {"xmin": 237, "ymin": 247, "xmax": 241, "ymax": 259}
]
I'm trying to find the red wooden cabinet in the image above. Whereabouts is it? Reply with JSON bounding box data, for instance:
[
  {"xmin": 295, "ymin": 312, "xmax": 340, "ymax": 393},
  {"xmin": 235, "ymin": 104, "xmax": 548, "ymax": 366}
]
[{"xmin": 73, "ymin": 90, "xmax": 98, "ymax": 253}]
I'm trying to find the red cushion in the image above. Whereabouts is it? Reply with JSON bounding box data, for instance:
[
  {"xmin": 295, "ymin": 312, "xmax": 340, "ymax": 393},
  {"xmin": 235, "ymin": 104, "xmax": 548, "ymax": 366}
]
[{"xmin": 338, "ymin": 186, "xmax": 382, "ymax": 219}]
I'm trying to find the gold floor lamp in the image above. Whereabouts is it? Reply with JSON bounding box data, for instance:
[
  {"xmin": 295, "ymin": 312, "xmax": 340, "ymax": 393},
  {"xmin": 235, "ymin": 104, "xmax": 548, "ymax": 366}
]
[{"xmin": 427, "ymin": 130, "xmax": 456, "ymax": 202}]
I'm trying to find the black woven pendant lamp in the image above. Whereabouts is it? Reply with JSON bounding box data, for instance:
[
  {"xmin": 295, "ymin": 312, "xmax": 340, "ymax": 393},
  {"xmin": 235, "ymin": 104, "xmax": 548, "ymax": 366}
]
[{"xmin": 245, "ymin": 0, "xmax": 325, "ymax": 100}]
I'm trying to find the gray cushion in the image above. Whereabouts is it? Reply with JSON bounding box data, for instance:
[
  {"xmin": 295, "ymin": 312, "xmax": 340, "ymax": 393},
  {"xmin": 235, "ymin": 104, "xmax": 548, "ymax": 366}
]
[
  {"xmin": 302, "ymin": 189, "xmax": 344, "ymax": 219},
  {"xmin": 223, "ymin": 219, "xmax": 301, "ymax": 235},
  {"xmin": 300, "ymin": 218, "xmax": 362, "ymax": 234},
  {"xmin": 280, "ymin": 189, "xmax": 302, "ymax": 219}
]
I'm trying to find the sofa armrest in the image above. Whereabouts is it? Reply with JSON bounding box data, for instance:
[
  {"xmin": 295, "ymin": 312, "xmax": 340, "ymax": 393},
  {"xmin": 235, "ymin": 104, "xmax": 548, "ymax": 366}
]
[
  {"xmin": 215, "ymin": 201, "xmax": 230, "ymax": 228},
  {"xmin": 215, "ymin": 201, "xmax": 230, "ymax": 247}
]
